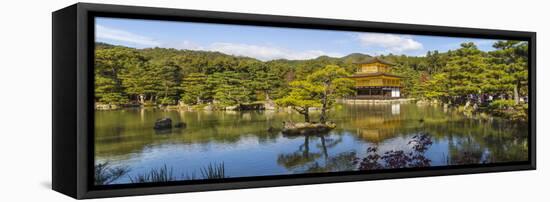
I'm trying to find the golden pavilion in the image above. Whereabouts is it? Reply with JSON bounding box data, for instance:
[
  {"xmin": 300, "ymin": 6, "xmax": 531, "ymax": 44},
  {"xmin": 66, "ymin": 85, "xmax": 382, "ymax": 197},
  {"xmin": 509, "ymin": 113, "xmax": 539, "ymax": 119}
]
[{"xmin": 349, "ymin": 57, "xmax": 402, "ymax": 99}]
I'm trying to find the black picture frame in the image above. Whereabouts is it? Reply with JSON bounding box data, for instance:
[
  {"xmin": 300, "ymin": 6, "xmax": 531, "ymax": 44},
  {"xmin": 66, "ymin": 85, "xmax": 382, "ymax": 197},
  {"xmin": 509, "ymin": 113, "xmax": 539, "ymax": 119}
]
[{"xmin": 52, "ymin": 3, "xmax": 536, "ymax": 199}]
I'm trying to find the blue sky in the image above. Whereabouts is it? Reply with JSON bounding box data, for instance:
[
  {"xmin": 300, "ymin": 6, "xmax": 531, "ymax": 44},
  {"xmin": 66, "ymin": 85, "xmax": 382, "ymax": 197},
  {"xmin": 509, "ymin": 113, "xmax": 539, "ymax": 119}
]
[{"xmin": 96, "ymin": 17, "xmax": 500, "ymax": 61}]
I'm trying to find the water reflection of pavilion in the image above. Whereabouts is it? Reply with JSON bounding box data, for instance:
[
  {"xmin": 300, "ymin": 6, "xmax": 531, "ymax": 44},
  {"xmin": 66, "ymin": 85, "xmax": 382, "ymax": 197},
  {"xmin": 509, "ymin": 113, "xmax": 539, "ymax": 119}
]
[
  {"xmin": 347, "ymin": 104, "xmax": 403, "ymax": 143},
  {"xmin": 354, "ymin": 118, "xmax": 402, "ymax": 143}
]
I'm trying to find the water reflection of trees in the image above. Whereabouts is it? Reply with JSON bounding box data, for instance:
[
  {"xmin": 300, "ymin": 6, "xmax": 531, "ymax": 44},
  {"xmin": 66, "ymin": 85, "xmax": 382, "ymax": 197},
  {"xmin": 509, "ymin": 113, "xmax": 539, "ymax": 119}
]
[
  {"xmin": 277, "ymin": 134, "xmax": 439, "ymax": 173},
  {"xmin": 277, "ymin": 134, "xmax": 356, "ymax": 173},
  {"xmin": 355, "ymin": 134, "xmax": 433, "ymax": 170},
  {"xmin": 337, "ymin": 104, "xmax": 528, "ymax": 164},
  {"xmin": 276, "ymin": 135, "xmax": 321, "ymax": 170},
  {"xmin": 96, "ymin": 109, "xmax": 289, "ymax": 157},
  {"xmin": 447, "ymin": 136, "xmax": 487, "ymax": 165},
  {"xmin": 96, "ymin": 104, "xmax": 529, "ymax": 172}
]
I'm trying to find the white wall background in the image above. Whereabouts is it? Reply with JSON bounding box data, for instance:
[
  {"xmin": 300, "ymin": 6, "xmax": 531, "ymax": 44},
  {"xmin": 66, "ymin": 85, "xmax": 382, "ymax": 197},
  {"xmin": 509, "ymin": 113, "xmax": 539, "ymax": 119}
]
[{"xmin": 0, "ymin": 0, "xmax": 547, "ymax": 201}]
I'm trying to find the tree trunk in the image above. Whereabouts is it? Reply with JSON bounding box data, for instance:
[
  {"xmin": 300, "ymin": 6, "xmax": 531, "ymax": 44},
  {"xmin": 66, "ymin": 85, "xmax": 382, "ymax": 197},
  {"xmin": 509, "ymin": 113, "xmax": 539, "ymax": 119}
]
[
  {"xmin": 303, "ymin": 108, "xmax": 310, "ymax": 123},
  {"xmin": 320, "ymin": 136, "xmax": 328, "ymax": 160},
  {"xmin": 303, "ymin": 136, "xmax": 310, "ymax": 155},
  {"xmin": 513, "ymin": 80, "xmax": 520, "ymax": 105},
  {"xmin": 320, "ymin": 101, "xmax": 327, "ymax": 124},
  {"xmin": 320, "ymin": 90, "xmax": 328, "ymax": 123}
]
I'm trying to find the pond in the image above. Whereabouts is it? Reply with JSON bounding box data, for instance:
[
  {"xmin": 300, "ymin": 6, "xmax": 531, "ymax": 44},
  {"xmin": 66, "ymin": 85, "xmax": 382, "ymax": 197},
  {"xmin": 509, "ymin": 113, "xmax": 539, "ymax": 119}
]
[{"xmin": 95, "ymin": 103, "xmax": 528, "ymax": 185}]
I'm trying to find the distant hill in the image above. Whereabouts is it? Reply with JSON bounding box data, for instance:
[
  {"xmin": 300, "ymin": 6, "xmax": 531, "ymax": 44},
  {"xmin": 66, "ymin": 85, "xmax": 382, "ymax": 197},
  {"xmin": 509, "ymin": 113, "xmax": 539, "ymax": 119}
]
[
  {"xmin": 342, "ymin": 53, "xmax": 370, "ymax": 58},
  {"xmin": 94, "ymin": 42, "xmax": 377, "ymax": 64},
  {"xmin": 95, "ymin": 42, "xmax": 117, "ymax": 49},
  {"xmin": 341, "ymin": 53, "xmax": 372, "ymax": 63}
]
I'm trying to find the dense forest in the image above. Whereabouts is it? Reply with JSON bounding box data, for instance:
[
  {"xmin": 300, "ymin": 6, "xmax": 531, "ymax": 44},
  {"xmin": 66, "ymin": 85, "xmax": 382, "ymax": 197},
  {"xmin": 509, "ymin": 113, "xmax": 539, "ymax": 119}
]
[{"xmin": 95, "ymin": 40, "xmax": 528, "ymax": 120}]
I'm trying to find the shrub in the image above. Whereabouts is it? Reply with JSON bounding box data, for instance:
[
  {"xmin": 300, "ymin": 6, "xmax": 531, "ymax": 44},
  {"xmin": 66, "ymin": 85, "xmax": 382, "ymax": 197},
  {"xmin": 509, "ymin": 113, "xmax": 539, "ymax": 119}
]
[
  {"xmin": 200, "ymin": 162, "xmax": 226, "ymax": 179},
  {"xmin": 94, "ymin": 162, "xmax": 129, "ymax": 185},
  {"xmin": 129, "ymin": 165, "xmax": 175, "ymax": 183},
  {"xmin": 489, "ymin": 99, "xmax": 516, "ymax": 110}
]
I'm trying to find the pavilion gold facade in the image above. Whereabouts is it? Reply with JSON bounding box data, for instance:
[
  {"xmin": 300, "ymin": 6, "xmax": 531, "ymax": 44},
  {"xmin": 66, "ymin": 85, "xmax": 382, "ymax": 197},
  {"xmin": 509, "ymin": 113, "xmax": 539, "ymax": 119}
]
[{"xmin": 349, "ymin": 57, "xmax": 402, "ymax": 99}]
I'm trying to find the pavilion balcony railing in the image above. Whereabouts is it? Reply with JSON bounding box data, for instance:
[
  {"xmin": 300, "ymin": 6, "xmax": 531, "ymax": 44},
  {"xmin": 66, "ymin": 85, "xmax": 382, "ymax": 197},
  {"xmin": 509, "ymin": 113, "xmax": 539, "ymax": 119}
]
[{"xmin": 347, "ymin": 95, "xmax": 401, "ymax": 100}]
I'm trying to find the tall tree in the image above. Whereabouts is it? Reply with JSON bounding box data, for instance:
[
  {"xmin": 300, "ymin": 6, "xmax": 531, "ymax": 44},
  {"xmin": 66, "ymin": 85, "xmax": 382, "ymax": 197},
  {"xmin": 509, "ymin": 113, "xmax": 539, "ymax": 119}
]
[
  {"xmin": 276, "ymin": 65, "xmax": 354, "ymax": 123},
  {"xmin": 490, "ymin": 41, "xmax": 528, "ymax": 104},
  {"xmin": 249, "ymin": 64, "xmax": 284, "ymax": 101},
  {"xmin": 441, "ymin": 42, "xmax": 487, "ymax": 105},
  {"xmin": 307, "ymin": 65, "xmax": 355, "ymax": 123},
  {"xmin": 423, "ymin": 73, "xmax": 450, "ymax": 101},
  {"xmin": 391, "ymin": 64, "xmax": 422, "ymax": 98},
  {"xmin": 180, "ymin": 72, "xmax": 211, "ymax": 105},
  {"xmin": 425, "ymin": 50, "xmax": 447, "ymax": 74},
  {"xmin": 151, "ymin": 60, "xmax": 182, "ymax": 105},
  {"xmin": 208, "ymin": 71, "xmax": 253, "ymax": 107},
  {"xmin": 276, "ymin": 80, "xmax": 322, "ymax": 123},
  {"xmin": 119, "ymin": 62, "xmax": 158, "ymax": 104},
  {"xmin": 95, "ymin": 47, "xmax": 145, "ymax": 104}
]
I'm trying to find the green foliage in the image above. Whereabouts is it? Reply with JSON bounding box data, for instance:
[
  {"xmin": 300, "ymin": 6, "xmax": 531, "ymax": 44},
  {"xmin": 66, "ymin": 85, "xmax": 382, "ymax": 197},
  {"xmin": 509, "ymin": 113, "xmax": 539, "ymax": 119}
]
[
  {"xmin": 390, "ymin": 64, "xmax": 423, "ymax": 97},
  {"xmin": 249, "ymin": 63, "xmax": 284, "ymax": 101},
  {"xmin": 445, "ymin": 43, "xmax": 487, "ymax": 96},
  {"xmin": 94, "ymin": 40, "xmax": 528, "ymax": 121},
  {"xmin": 412, "ymin": 41, "xmax": 528, "ymax": 107},
  {"xmin": 489, "ymin": 99, "xmax": 516, "ymax": 110},
  {"xmin": 95, "ymin": 75, "xmax": 129, "ymax": 105},
  {"xmin": 490, "ymin": 41, "xmax": 529, "ymax": 104},
  {"xmin": 95, "ymin": 47, "xmax": 145, "ymax": 104},
  {"xmin": 151, "ymin": 60, "xmax": 182, "ymax": 105},
  {"xmin": 276, "ymin": 65, "xmax": 355, "ymax": 123},
  {"xmin": 119, "ymin": 61, "xmax": 157, "ymax": 104},
  {"xmin": 487, "ymin": 99, "xmax": 528, "ymax": 121},
  {"xmin": 208, "ymin": 71, "xmax": 253, "ymax": 107},
  {"xmin": 425, "ymin": 50, "xmax": 447, "ymax": 74},
  {"xmin": 416, "ymin": 42, "xmax": 489, "ymax": 103},
  {"xmin": 180, "ymin": 73, "xmax": 211, "ymax": 105},
  {"xmin": 307, "ymin": 65, "xmax": 355, "ymax": 123},
  {"xmin": 423, "ymin": 73, "xmax": 449, "ymax": 100},
  {"xmin": 95, "ymin": 44, "xmax": 296, "ymax": 107},
  {"xmin": 276, "ymin": 80, "xmax": 323, "ymax": 122}
]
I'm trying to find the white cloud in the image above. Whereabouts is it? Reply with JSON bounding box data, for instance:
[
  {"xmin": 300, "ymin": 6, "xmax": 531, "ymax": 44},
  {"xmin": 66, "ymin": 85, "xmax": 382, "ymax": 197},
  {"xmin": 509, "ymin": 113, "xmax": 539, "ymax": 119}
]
[
  {"xmin": 443, "ymin": 39, "xmax": 497, "ymax": 51},
  {"xmin": 167, "ymin": 40, "xmax": 205, "ymax": 50},
  {"xmin": 96, "ymin": 25, "xmax": 160, "ymax": 47},
  {"xmin": 172, "ymin": 42, "xmax": 343, "ymax": 61},
  {"xmin": 95, "ymin": 25, "xmax": 343, "ymax": 61},
  {"xmin": 356, "ymin": 33, "xmax": 423, "ymax": 53},
  {"xmin": 474, "ymin": 39, "xmax": 495, "ymax": 46}
]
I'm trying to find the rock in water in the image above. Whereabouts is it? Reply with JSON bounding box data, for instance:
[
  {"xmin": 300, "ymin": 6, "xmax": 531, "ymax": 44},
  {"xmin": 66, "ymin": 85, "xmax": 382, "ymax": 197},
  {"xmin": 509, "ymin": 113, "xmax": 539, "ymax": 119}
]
[
  {"xmin": 267, "ymin": 126, "xmax": 274, "ymax": 132},
  {"xmin": 174, "ymin": 122, "xmax": 187, "ymax": 129},
  {"xmin": 154, "ymin": 118, "xmax": 172, "ymax": 130}
]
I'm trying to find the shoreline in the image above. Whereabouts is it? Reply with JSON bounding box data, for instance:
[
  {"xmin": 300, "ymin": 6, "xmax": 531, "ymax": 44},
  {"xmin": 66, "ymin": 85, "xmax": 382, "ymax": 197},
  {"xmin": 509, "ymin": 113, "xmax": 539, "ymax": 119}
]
[
  {"xmin": 95, "ymin": 98, "xmax": 418, "ymax": 111},
  {"xmin": 94, "ymin": 99, "xmax": 527, "ymax": 122},
  {"xmin": 340, "ymin": 98, "xmax": 416, "ymax": 104}
]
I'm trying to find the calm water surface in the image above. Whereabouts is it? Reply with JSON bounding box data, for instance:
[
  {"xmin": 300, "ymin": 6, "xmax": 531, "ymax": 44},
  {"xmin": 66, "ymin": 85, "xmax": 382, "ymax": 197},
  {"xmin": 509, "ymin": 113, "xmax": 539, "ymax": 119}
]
[{"xmin": 95, "ymin": 103, "xmax": 528, "ymax": 184}]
